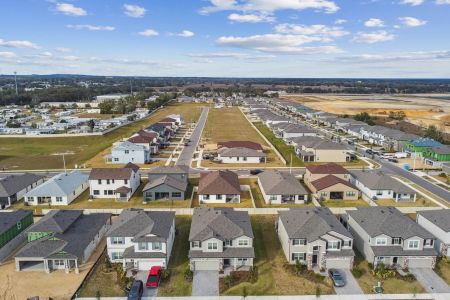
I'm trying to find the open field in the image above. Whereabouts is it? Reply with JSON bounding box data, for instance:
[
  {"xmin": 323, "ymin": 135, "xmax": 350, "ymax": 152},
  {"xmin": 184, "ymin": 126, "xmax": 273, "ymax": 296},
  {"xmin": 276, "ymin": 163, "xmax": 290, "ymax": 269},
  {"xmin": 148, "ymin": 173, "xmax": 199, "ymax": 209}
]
[
  {"xmin": 222, "ymin": 215, "xmax": 335, "ymax": 296},
  {"xmin": 74, "ymin": 113, "xmax": 122, "ymax": 120},
  {"xmin": 0, "ymin": 103, "xmax": 203, "ymax": 171},
  {"xmin": 283, "ymin": 94, "xmax": 450, "ymax": 134},
  {"xmin": 0, "ymin": 239, "xmax": 106, "ymax": 300}
]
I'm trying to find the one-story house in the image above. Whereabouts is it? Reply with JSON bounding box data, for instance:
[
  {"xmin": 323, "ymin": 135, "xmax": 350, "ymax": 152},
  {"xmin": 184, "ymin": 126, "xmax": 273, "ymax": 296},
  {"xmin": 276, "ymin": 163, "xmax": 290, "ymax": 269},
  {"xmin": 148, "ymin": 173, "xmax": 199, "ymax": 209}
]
[
  {"xmin": 0, "ymin": 173, "xmax": 45, "ymax": 209},
  {"xmin": 257, "ymin": 170, "xmax": 308, "ymax": 204},
  {"xmin": 198, "ymin": 170, "xmax": 241, "ymax": 204}
]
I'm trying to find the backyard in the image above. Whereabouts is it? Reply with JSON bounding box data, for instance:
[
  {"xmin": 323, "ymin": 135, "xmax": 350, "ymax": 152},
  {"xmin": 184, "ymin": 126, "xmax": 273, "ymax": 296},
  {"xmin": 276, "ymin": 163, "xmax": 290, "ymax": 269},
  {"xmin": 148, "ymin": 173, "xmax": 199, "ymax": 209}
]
[{"xmin": 0, "ymin": 102, "xmax": 203, "ymax": 170}]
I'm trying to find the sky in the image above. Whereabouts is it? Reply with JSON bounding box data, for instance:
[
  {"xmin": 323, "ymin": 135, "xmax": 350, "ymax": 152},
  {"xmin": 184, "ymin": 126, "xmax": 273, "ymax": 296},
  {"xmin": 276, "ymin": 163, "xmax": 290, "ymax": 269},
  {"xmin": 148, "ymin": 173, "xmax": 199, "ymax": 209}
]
[{"xmin": 0, "ymin": 0, "xmax": 450, "ymax": 78}]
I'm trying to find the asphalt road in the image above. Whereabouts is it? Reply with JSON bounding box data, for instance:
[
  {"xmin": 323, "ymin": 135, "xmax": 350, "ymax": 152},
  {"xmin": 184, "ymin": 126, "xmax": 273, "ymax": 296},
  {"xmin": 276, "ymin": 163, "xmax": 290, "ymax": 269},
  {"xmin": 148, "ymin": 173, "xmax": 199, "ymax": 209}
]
[{"xmin": 176, "ymin": 107, "xmax": 209, "ymax": 167}]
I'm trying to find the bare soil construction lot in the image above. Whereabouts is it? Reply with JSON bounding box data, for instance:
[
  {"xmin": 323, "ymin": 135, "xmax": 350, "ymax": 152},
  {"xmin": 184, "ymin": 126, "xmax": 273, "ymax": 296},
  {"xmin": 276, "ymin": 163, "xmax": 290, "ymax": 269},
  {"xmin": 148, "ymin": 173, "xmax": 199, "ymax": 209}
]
[{"xmin": 283, "ymin": 94, "xmax": 450, "ymax": 133}]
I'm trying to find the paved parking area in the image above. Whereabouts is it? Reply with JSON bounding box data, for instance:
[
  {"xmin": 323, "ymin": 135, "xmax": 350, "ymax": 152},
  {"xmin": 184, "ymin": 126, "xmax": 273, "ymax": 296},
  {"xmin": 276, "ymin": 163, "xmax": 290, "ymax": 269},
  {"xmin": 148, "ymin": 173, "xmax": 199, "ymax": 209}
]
[
  {"xmin": 333, "ymin": 269, "xmax": 364, "ymax": 295},
  {"xmin": 410, "ymin": 268, "xmax": 450, "ymax": 293},
  {"xmin": 192, "ymin": 270, "xmax": 219, "ymax": 296},
  {"xmin": 135, "ymin": 271, "xmax": 158, "ymax": 298}
]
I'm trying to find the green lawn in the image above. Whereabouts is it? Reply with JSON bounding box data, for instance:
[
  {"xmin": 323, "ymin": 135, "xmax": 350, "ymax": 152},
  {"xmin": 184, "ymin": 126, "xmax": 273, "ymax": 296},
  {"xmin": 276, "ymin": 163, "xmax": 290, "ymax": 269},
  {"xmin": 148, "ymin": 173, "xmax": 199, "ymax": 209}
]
[
  {"xmin": 222, "ymin": 215, "xmax": 335, "ymax": 296},
  {"xmin": 376, "ymin": 197, "xmax": 437, "ymax": 207},
  {"xmin": 0, "ymin": 103, "xmax": 202, "ymax": 170},
  {"xmin": 322, "ymin": 199, "xmax": 370, "ymax": 207},
  {"xmin": 157, "ymin": 216, "xmax": 192, "ymax": 297},
  {"xmin": 435, "ymin": 258, "xmax": 450, "ymax": 286},
  {"xmin": 352, "ymin": 251, "xmax": 426, "ymax": 294}
]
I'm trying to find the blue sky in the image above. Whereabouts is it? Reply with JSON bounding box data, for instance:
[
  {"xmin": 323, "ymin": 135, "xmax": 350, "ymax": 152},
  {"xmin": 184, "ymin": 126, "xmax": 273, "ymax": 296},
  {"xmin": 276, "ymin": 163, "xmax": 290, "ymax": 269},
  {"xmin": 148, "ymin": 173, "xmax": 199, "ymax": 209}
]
[{"xmin": 0, "ymin": 0, "xmax": 450, "ymax": 77}]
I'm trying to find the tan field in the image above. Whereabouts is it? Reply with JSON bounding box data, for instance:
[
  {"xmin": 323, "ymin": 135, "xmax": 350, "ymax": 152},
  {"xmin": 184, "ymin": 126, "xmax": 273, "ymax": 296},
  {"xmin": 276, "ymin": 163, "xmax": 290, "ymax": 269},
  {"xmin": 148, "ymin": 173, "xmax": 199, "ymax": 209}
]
[{"xmin": 283, "ymin": 94, "xmax": 450, "ymax": 133}]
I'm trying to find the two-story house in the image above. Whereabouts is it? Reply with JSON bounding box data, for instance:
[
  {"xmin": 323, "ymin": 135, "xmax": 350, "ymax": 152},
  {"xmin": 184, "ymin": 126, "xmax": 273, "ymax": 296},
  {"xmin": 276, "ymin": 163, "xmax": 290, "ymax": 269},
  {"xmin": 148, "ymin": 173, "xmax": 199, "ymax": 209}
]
[
  {"xmin": 277, "ymin": 207, "xmax": 354, "ymax": 270},
  {"xmin": 345, "ymin": 207, "xmax": 438, "ymax": 269},
  {"xmin": 417, "ymin": 210, "xmax": 450, "ymax": 258},
  {"xmin": 89, "ymin": 163, "xmax": 140, "ymax": 201},
  {"xmin": 107, "ymin": 141, "xmax": 150, "ymax": 164},
  {"xmin": 198, "ymin": 170, "xmax": 241, "ymax": 204},
  {"xmin": 143, "ymin": 166, "xmax": 189, "ymax": 201},
  {"xmin": 106, "ymin": 209, "xmax": 175, "ymax": 271},
  {"xmin": 188, "ymin": 208, "xmax": 254, "ymax": 271}
]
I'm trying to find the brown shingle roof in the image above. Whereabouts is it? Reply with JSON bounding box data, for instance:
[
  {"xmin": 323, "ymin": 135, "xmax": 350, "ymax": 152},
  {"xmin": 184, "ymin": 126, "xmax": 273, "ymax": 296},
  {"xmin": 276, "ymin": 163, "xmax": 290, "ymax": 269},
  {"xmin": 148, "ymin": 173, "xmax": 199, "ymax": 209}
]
[
  {"xmin": 198, "ymin": 170, "xmax": 240, "ymax": 195},
  {"xmin": 137, "ymin": 130, "xmax": 158, "ymax": 138},
  {"xmin": 218, "ymin": 141, "xmax": 263, "ymax": 151},
  {"xmin": 89, "ymin": 164, "xmax": 138, "ymax": 180},
  {"xmin": 160, "ymin": 117, "xmax": 177, "ymax": 123},
  {"xmin": 306, "ymin": 163, "xmax": 349, "ymax": 175},
  {"xmin": 128, "ymin": 135, "xmax": 153, "ymax": 144},
  {"xmin": 311, "ymin": 175, "xmax": 357, "ymax": 191}
]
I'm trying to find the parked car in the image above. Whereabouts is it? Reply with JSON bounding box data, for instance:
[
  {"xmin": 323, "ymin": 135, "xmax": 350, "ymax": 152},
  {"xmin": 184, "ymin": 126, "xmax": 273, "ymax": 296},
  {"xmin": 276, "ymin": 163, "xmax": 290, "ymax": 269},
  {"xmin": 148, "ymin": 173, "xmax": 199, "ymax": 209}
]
[
  {"xmin": 184, "ymin": 142, "xmax": 190, "ymax": 146},
  {"xmin": 388, "ymin": 158, "xmax": 399, "ymax": 163},
  {"xmin": 328, "ymin": 269, "xmax": 345, "ymax": 287},
  {"xmin": 146, "ymin": 266, "xmax": 162, "ymax": 288},
  {"xmin": 127, "ymin": 280, "xmax": 144, "ymax": 300},
  {"xmin": 365, "ymin": 149, "xmax": 373, "ymax": 155},
  {"xmin": 250, "ymin": 169, "xmax": 263, "ymax": 175}
]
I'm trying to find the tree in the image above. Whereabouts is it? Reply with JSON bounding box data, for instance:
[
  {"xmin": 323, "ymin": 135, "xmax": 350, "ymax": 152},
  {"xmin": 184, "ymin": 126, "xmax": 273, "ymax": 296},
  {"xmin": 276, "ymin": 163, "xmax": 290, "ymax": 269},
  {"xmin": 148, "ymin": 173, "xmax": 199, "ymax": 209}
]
[
  {"xmin": 6, "ymin": 120, "xmax": 20, "ymax": 128},
  {"xmin": 354, "ymin": 112, "xmax": 375, "ymax": 125},
  {"xmin": 98, "ymin": 100, "xmax": 115, "ymax": 114},
  {"xmin": 424, "ymin": 125, "xmax": 444, "ymax": 143},
  {"xmin": 87, "ymin": 119, "xmax": 95, "ymax": 132}
]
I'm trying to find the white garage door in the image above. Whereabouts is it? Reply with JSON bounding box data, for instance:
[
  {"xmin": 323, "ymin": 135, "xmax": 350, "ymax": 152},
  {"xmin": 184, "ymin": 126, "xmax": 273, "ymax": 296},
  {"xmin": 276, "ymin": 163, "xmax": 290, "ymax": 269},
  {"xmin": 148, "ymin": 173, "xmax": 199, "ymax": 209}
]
[
  {"xmin": 326, "ymin": 258, "xmax": 352, "ymax": 269},
  {"xmin": 194, "ymin": 260, "xmax": 220, "ymax": 271},
  {"xmin": 408, "ymin": 258, "xmax": 433, "ymax": 268},
  {"xmin": 137, "ymin": 259, "xmax": 165, "ymax": 271}
]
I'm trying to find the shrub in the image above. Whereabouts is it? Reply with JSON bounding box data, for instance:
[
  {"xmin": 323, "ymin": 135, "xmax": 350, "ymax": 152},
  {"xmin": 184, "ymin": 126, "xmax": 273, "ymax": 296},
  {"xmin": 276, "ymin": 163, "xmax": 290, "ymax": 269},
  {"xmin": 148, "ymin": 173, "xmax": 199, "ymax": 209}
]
[
  {"xmin": 295, "ymin": 260, "xmax": 306, "ymax": 275},
  {"xmin": 247, "ymin": 266, "xmax": 258, "ymax": 283},
  {"xmin": 96, "ymin": 291, "xmax": 101, "ymax": 300},
  {"xmin": 401, "ymin": 273, "xmax": 416, "ymax": 282},
  {"xmin": 184, "ymin": 267, "xmax": 193, "ymax": 282},
  {"xmin": 315, "ymin": 285, "xmax": 321, "ymax": 298},
  {"xmin": 351, "ymin": 267, "xmax": 363, "ymax": 278},
  {"xmin": 313, "ymin": 273, "xmax": 325, "ymax": 283},
  {"xmin": 223, "ymin": 275, "xmax": 233, "ymax": 288},
  {"xmin": 161, "ymin": 268, "xmax": 171, "ymax": 281},
  {"xmin": 372, "ymin": 263, "xmax": 396, "ymax": 279}
]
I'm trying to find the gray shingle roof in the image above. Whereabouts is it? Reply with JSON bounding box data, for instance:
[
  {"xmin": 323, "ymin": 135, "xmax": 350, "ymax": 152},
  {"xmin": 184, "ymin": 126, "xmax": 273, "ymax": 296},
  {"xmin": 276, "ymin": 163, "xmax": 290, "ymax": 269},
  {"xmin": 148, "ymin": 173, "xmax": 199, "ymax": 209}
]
[
  {"xmin": 148, "ymin": 165, "xmax": 189, "ymax": 175},
  {"xmin": 418, "ymin": 209, "xmax": 450, "ymax": 232},
  {"xmin": 0, "ymin": 210, "xmax": 32, "ymax": 236},
  {"xmin": 350, "ymin": 170, "xmax": 415, "ymax": 194},
  {"xmin": 279, "ymin": 207, "xmax": 352, "ymax": 241},
  {"xmin": 107, "ymin": 209, "xmax": 175, "ymax": 241},
  {"xmin": 189, "ymin": 208, "xmax": 253, "ymax": 242},
  {"xmin": 258, "ymin": 170, "xmax": 308, "ymax": 195},
  {"xmin": 218, "ymin": 147, "xmax": 267, "ymax": 157},
  {"xmin": 25, "ymin": 171, "xmax": 88, "ymax": 197},
  {"xmin": 0, "ymin": 173, "xmax": 44, "ymax": 197},
  {"xmin": 123, "ymin": 246, "xmax": 167, "ymax": 259},
  {"xmin": 189, "ymin": 247, "xmax": 255, "ymax": 259},
  {"xmin": 348, "ymin": 207, "xmax": 435, "ymax": 239},
  {"xmin": 372, "ymin": 246, "xmax": 437, "ymax": 257},
  {"xmin": 27, "ymin": 210, "xmax": 83, "ymax": 233},
  {"xmin": 143, "ymin": 175, "xmax": 187, "ymax": 192}
]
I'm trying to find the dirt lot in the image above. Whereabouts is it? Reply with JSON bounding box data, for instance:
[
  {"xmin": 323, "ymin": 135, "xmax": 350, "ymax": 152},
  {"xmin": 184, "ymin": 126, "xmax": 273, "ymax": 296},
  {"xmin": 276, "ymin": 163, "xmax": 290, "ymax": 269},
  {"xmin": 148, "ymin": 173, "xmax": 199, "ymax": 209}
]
[
  {"xmin": 283, "ymin": 94, "xmax": 450, "ymax": 133},
  {"xmin": 0, "ymin": 239, "xmax": 105, "ymax": 300}
]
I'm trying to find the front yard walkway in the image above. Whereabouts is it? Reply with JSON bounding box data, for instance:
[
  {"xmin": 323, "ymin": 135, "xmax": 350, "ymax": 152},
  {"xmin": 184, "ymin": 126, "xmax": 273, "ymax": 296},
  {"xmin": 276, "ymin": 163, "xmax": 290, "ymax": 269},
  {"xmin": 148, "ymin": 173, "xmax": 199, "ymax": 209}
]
[
  {"xmin": 192, "ymin": 271, "xmax": 219, "ymax": 296},
  {"xmin": 410, "ymin": 268, "xmax": 450, "ymax": 293}
]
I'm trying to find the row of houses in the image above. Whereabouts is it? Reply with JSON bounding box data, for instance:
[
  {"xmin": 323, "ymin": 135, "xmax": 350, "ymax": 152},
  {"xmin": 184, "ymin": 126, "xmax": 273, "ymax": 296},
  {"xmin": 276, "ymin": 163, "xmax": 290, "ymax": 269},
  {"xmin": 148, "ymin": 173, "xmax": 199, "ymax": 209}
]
[{"xmin": 2, "ymin": 206, "xmax": 448, "ymax": 274}]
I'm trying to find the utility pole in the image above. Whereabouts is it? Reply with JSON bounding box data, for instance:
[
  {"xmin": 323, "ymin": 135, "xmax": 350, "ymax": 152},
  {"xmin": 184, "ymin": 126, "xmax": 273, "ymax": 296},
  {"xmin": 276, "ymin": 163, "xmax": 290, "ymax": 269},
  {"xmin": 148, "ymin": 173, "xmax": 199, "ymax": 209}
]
[
  {"xmin": 14, "ymin": 72, "xmax": 18, "ymax": 96},
  {"xmin": 62, "ymin": 154, "xmax": 67, "ymax": 174}
]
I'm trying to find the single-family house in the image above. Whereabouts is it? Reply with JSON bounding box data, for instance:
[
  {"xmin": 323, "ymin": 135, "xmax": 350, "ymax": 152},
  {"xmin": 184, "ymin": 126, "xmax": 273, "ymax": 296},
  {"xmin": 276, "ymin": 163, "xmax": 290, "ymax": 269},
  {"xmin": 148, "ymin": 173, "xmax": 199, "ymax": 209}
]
[
  {"xmin": 295, "ymin": 140, "xmax": 351, "ymax": 163},
  {"xmin": 417, "ymin": 210, "xmax": 450, "ymax": 257},
  {"xmin": 423, "ymin": 145, "xmax": 450, "ymax": 166},
  {"xmin": 107, "ymin": 141, "xmax": 150, "ymax": 164},
  {"xmin": 198, "ymin": 170, "xmax": 241, "ymax": 204},
  {"xmin": 15, "ymin": 210, "xmax": 111, "ymax": 273},
  {"xmin": 345, "ymin": 207, "xmax": 437, "ymax": 268},
  {"xmin": 0, "ymin": 210, "xmax": 33, "ymax": 262},
  {"xmin": 0, "ymin": 173, "xmax": 45, "ymax": 209},
  {"xmin": 106, "ymin": 209, "xmax": 175, "ymax": 271},
  {"xmin": 405, "ymin": 138, "xmax": 442, "ymax": 156},
  {"xmin": 128, "ymin": 130, "xmax": 160, "ymax": 154},
  {"xmin": 25, "ymin": 171, "xmax": 89, "ymax": 206},
  {"xmin": 304, "ymin": 164, "xmax": 358, "ymax": 201},
  {"xmin": 349, "ymin": 170, "xmax": 417, "ymax": 202},
  {"xmin": 257, "ymin": 170, "xmax": 308, "ymax": 204},
  {"xmin": 89, "ymin": 163, "xmax": 140, "ymax": 201},
  {"xmin": 143, "ymin": 166, "xmax": 189, "ymax": 201},
  {"xmin": 277, "ymin": 207, "xmax": 354, "ymax": 269},
  {"xmin": 218, "ymin": 141, "xmax": 263, "ymax": 152},
  {"xmin": 217, "ymin": 147, "xmax": 267, "ymax": 163},
  {"xmin": 189, "ymin": 207, "xmax": 254, "ymax": 271}
]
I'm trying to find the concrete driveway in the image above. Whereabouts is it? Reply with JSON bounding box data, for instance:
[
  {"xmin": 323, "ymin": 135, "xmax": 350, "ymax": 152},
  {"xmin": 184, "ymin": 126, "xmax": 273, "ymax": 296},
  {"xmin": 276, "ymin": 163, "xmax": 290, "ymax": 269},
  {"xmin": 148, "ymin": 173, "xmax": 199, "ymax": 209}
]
[
  {"xmin": 333, "ymin": 269, "xmax": 364, "ymax": 295},
  {"xmin": 135, "ymin": 271, "xmax": 158, "ymax": 298},
  {"xmin": 192, "ymin": 270, "xmax": 219, "ymax": 296},
  {"xmin": 410, "ymin": 268, "xmax": 450, "ymax": 293}
]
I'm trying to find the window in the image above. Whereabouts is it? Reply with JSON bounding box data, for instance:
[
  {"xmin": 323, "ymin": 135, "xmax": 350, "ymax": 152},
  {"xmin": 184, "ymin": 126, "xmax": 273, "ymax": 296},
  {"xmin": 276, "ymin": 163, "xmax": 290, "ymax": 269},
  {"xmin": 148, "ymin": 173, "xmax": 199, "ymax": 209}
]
[
  {"xmin": 238, "ymin": 239, "xmax": 249, "ymax": 246},
  {"xmin": 98, "ymin": 179, "xmax": 102, "ymax": 184},
  {"xmin": 346, "ymin": 191, "xmax": 356, "ymax": 197},
  {"xmin": 291, "ymin": 253, "xmax": 306, "ymax": 261},
  {"xmin": 343, "ymin": 240, "xmax": 352, "ymax": 247},
  {"xmin": 152, "ymin": 242, "xmax": 162, "ymax": 251},
  {"xmin": 408, "ymin": 240, "xmax": 420, "ymax": 249},
  {"xmin": 237, "ymin": 258, "xmax": 248, "ymax": 263},
  {"xmin": 111, "ymin": 237, "xmax": 125, "ymax": 245},
  {"xmin": 93, "ymin": 190, "xmax": 100, "ymax": 195},
  {"xmin": 138, "ymin": 242, "xmax": 149, "ymax": 250},
  {"xmin": 103, "ymin": 190, "xmax": 108, "ymax": 195},
  {"xmin": 320, "ymin": 192, "xmax": 327, "ymax": 197},
  {"xmin": 293, "ymin": 239, "xmax": 307, "ymax": 246},
  {"xmin": 172, "ymin": 192, "xmax": 182, "ymax": 198},
  {"xmin": 392, "ymin": 238, "xmax": 401, "ymax": 245},
  {"xmin": 125, "ymin": 150, "xmax": 129, "ymax": 154},
  {"xmin": 425, "ymin": 239, "xmax": 434, "ymax": 247},
  {"xmin": 27, "ymin": 196, "xmax": 33, "ymax": 202},
  {"xmin": 124, "ymin": 179, "xmax": 128, "ymax": 185},
  {"xmin": 54, "ymin": 260, "xmax": 65, "ymax": 267},
  {"xmin": 269, "ymin": 195, "xmax": 277, "ymax": 201},
  {"xmin": 225, "ymin": 240, "xmax": 232, "ymax": 246},
  {"xmin": 55, "ymin": 197, "xmax": 63, "ymax": 203},
  {"xmin": 114, "ymin": 158, "xmax": 119, "ymax": 162},
  {"xmin": 106, "ymin": 179, "xmax": 110, "ymax": 185},
  {"xmin": 203, "ymin": 195, "xmax": 210, "ymax": 200},
  {"xmin": 376, "ymin": 191, "xmax": 383, "ymax": 196},
  {"xmin": 376, "ymin": 238, "xmax": 387, "ymax": 246},
  {"xmin": 327, "ymin": 241, "xmax": 340, "ymax": 250},
  {"xmin": 216, "ymin": 194, "xmax": 222, "ymax": 199},
  {"xmin": 192, "ymin": 241, "xmax": 201, "ymax": 248},
  {"xmin": 111, "ymin": 252, "xmax": 123, "ymax": 260},
  {"xmin": 243, "ymin": 157, "xmax": 248, "ymax": 161},
  {"xmin": 207, "ymin": 242, "xmax": 218, "ymax": 250},
  {"xmin": 16, "ymin": 222, "xmax": 22, "ymax": 230}
]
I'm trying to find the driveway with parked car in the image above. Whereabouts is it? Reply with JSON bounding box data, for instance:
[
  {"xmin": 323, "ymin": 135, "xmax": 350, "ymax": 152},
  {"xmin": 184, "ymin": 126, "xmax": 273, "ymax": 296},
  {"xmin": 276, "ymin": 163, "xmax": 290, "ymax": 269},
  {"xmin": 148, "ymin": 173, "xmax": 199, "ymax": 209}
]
[
  {"xmin": 134, "ymin": 271, "xmax": 158, "ymax": 298},
  {"xmin": 331, "ymin": 269, "xmax": 364, "ymax": 295},
  {"xmin": 410, "ymin": 268, "xmax": 450, "ymax": 293},
  {"xmin": 192, "ymin": 270, "xmax": 219, "ymax": 296}
]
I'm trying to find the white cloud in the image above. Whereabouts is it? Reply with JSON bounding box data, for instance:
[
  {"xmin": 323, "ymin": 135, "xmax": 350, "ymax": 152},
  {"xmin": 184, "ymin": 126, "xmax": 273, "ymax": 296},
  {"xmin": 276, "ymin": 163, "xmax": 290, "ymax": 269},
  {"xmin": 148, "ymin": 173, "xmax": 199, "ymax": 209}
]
[
  {"xmin": 0, "ymin": 38, "xmax": 40, "ymax": 49},
  {"xmin": 398, "ymin": 17, "xmax": 427, "ymax": 27},
  {"xmin": 60, "ymin": 55, "xmax": 80, "ymax": 61},
  {"xmin": 351, "ymin": 30, "xmax": 395, "ymax": 44},
  {"xmin": 123, "ymin": 4, "xmax": 146, "ymax": 18},
  {"xmin": 200, "ymin": 0, "xmax": 339, "ymax": 14},
  {"xmin": 216, "ymin": 34, "xmax": 342, "ymax": 54},
  {"xmin": 335, "ymin": 19, "xmax": 347, "ymax": 25},
  {"xmin": 436, "ymin": 0, "xmax": 450, "ymax": 4},
  {"xmin": 170, "ymin": 30, "xmax": 195, "ymax": 38},
  {"xmin": 336, "ymin": 51, "xmax": 450, "ymax": 63},
  {"xmin": 67, "ymin": 24, "xmax": 115, "ymax": 31},
  {"xmin": 40, "ymin": 51, "xmax": 53, "ymax": 57},
  {"xmin": 275, "ymin": 23, "xmax": 349, "ymax": 38},
  {"xmin": 228, "ymin": 13, "xmax": 275, "ymax": 23},
  {"xmin": 55, "ymin": 47, "xmax": 71, "ymax": 52},
  {"xmin": 55, "ymin": 3, "xmax": 87, "ymax": 16},
  {"xmin": 138, "ymin": 29, "xmax": 159, "ymax": 37},
  {"xmin": 400, "ymin": 0, "xmax": 424, "ymax": 6},
  {"xmin": 0, "ymin": 51, "xmax": 17, "ymax": 59},
  {"xmin": 364, "ymin": 18, "xmax": 385, "ymax": 28}
]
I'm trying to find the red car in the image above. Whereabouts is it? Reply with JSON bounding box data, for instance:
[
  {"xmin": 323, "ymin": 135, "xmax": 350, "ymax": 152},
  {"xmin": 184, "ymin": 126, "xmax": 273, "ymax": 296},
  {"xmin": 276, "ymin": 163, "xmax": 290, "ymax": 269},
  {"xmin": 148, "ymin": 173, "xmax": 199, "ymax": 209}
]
[{"xmin": 146, "ymin": 266, "xmax": 162, "ymax": 288}]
